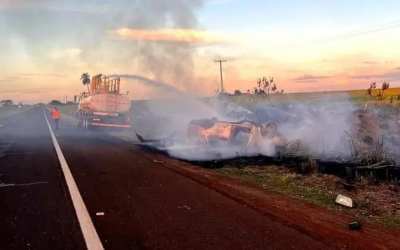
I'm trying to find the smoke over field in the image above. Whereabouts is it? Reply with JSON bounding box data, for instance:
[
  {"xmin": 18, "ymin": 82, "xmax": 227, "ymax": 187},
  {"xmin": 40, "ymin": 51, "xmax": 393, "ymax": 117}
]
[
  {"xmin": 0, "ymin": 0, "xmax": 207, "ymax": 101},
  {"xmin": 133, "ymin": 93, "xmax": 365, "ymax": 162},
  {"xmin": 275, "ymin": 97, "xmax": 356, "ymax": 160}
]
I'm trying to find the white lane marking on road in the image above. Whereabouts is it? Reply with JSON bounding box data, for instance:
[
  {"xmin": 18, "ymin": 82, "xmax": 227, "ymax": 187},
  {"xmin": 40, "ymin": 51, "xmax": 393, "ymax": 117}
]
[{"xmin": 43, "ymin": 111, "xmax": 104, "ymax": 250}]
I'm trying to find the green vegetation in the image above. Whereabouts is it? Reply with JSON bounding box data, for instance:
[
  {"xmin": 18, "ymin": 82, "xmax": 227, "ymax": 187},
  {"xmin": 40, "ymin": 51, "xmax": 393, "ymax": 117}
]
[
  {"xmin": 216, "ymin": 166, "xmax": 336, "ymax": 208},
  {"xmin": 380, "ymin": 216, "xmax": 400, "ymax": 229},
  {"xmin": 216, "ymin": 166, "xmax": 400, "ymax": 229}
]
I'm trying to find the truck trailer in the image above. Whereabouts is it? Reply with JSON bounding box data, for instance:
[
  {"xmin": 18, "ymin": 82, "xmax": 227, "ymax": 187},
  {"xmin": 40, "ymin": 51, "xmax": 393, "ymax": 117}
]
[{"xmin": 77, "ymin": 74, "xmax": 131, "ymax": 129}]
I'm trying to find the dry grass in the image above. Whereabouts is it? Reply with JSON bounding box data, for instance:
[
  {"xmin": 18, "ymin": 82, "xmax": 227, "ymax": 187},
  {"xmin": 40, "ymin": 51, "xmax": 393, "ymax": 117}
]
[
  {"xmin": 225, "ymin": 87, "xmax": 400, "ymax": 107},
  {"xmin": 216, "ymin": 165, "xmax": 400, "ymax": 229}
]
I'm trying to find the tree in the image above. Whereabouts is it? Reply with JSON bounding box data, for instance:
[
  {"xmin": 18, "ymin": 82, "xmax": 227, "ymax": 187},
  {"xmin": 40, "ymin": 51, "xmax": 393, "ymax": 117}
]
[
  {"xmin": 254, "ymin": 76, "xmax": 283, "ymax": 96},
  {"xmin": 255, "ymin": 78, "xmax": 264, "ymax": 94},
  {"xmin": 257, "ymin": 79, "xmax": 262, "ymax": 90},
  {"xmin": 263, "ymin": 77, "xmax": 272, "ymax": 95},
  {"xmin": 271, "ymin": 83, "xmax": 277, "ymax": 93},
  {"xmin": 254, "ymin": 87, "xmax": 259, "ymax": 94},
  {"xmin": 0, "ymin": 99, "xmax": 13, "ymax": 106},
  {"xmin": 381, "ymin": 81, "xmax": 390, "ymax": 99},
  {"xmin": 234, "ymin": 89, "xmax": 242, "ymax": 96},
  {"xmin": 80, "ymin": 73, "xmax": 91, "ymax": 92},
  {"xmin": 367, "ymin": 82, "xmax": 377, "ymax": 96},
  {"xmin": 367, "ymin": 81, "xmax": 390, "ymax": 100},
  {"xmin": 49, "ymin": 100, "xmax": 63, "ymax": 105}
]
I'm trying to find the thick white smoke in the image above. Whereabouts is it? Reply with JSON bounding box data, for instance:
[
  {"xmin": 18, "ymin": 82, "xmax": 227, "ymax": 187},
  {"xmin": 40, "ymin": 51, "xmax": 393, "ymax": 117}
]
[
  {"xmin": 134, "ymin": 92, "xmax": 358, "ymax": 161},
  {"xmin": 0, "ymin": 0, "xmax": 206, "ymax": 98},
  {"xmin": 277, "ymin": 95, "xmax": 356, "ymax": 160}
]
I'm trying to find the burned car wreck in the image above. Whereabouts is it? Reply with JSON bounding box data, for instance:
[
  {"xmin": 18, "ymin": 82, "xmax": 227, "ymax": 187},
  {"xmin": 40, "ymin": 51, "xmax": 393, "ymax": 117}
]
[
  {"xmin": 187, "ymin": 118, "xmax": 286, "ymax": 148},
  {"xmin": 136, "ymin": 118, "xmax": 289, "ymax": 160}
]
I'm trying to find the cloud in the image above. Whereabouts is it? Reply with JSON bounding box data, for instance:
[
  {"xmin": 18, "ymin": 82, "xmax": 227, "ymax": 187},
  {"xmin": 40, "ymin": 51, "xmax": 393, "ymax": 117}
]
[
  {"xmin": 0, "ymin": 73, "xmax": 66, "ymax": 83},
  {"xmin": 0, "ymin": 87, "xmax": 54, "ymax": 94},
  {"xmin": 0, "ymin": 0, "xmax": 209, "ymax": 101},
  {"xmin": 18, "ymin": 73, "xmax": 65, "ymax": 78},
  {"xmin": 49, "ymin": 48, "xmax": 81, "ymax": 60},
  {"xmin": 112, "ymin": 28, "xmax": 223, "ymax": 45},
  {"xmin": 350, "ymin": 70, "xmax": 400, "ymax": 81},
  {"xmin": 292, "ymin": 74, "xmax": 332, "ymax": 83},
  {"xmin": 362, "ymin": 60, "xmax": 378, "ymax": 65}
]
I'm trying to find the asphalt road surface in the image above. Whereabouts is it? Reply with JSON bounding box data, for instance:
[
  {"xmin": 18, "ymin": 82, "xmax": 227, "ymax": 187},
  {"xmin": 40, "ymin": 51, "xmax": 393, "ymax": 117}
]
[{"xmin": 0, "ymin": 107, "xmax": 398, "ymax": 250}]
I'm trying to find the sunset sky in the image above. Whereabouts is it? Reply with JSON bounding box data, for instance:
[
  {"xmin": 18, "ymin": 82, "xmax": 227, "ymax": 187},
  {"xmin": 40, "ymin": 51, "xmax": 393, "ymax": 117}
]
[{"xmin": 1, "ymin": 0, "xmax": 400, "ymax": 103}]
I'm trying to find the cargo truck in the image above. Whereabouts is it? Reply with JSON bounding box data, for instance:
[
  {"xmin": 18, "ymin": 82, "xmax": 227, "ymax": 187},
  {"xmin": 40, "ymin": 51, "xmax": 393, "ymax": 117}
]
[{"xmin": 77, "ymin": 74, "xmax": 131, "ymax": 129}]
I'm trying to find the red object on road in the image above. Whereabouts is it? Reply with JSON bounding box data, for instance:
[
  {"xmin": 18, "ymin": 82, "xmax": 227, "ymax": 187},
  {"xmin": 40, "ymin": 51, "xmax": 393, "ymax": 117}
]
[{"xmin": 51, "ymin": 108, "xmax": 61, "ymax": 120}]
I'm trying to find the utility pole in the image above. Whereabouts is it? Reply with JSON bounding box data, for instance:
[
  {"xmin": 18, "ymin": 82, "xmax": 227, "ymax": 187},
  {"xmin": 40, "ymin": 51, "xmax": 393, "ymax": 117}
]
[{"xmin": 214, "ymin": 59, "xmax": 227, "ymax": 93}]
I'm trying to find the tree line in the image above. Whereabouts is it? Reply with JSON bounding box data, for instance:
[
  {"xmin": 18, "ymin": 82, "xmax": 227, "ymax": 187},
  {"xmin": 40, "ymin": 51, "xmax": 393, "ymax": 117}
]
[{"xmin": 233, "ymin": 76, "xmax": 284, "ymax": 96}]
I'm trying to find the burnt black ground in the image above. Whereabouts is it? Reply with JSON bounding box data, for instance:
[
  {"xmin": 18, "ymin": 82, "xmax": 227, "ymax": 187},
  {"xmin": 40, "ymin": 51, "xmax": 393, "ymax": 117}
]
[{"xmin": 1, "ymin": 107, "xmax": 336, "ymax": 249}]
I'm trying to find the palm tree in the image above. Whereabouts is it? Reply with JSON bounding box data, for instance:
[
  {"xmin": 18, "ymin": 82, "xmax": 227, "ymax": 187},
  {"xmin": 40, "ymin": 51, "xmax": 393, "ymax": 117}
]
[{"xmin": 80, "ymin": 73, "xmax": 91, "ymax": 93}]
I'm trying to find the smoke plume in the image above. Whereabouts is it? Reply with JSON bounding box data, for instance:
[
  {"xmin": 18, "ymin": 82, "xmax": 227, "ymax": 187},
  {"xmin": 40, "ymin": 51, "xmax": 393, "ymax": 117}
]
[
  {"xmin": 133, "ymin": 93, "xmax": 359, "ymax": 161},
  {"xmin": 113, "ymin": 74, "xmax": 183, "ymax": 96},
  {"xmin": 0, "ymin": 0, "xmax": 206, "ymax": 99}
]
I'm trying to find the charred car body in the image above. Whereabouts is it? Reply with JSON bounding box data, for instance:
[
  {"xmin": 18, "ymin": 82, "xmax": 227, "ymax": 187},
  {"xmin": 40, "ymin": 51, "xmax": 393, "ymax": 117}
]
[
  {"xmin": 187, "ymin": 118, "xmax": 286, "ymax": 148},
  {"xmin": 137, "ymin": 118, "xmax": 288, "ymax": 159}
]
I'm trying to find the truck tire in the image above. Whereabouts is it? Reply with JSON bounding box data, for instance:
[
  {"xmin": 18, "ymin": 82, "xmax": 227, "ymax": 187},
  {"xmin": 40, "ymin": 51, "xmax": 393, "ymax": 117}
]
[
  {"xmin": 83, "ymin": 118, "xmax": 89, "ymax": 129},
  {"xmin": 77, "ymin": 117, "xmax": 83, "ymax": 128},
  {"xmin": 77, "ymin": 112, "xmax": 85, "ymax": 128}
]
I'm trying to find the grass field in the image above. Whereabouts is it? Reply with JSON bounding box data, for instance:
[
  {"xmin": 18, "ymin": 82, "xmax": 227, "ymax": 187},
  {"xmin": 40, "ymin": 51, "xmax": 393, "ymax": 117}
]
[
  {"xmin": 223, "ymin": 87, "xmax": 400, "ymax": 107},
  {"xmin": 348, "ymin": 87, "xmax": 400, "ymax": 104},
  {"xmin": 216, "ymin": 165, "xmax": 400, "ymax": 229}
]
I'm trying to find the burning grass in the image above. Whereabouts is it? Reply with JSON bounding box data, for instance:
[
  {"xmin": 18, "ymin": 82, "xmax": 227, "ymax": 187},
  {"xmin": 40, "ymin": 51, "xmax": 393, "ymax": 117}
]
[
  {"xmin": 132, "ymin": 92, "xmax": 400, "ymax": 178},
  {"xmin": 216, "ymin": 165, "xmax": 400, "ymax": 229}
]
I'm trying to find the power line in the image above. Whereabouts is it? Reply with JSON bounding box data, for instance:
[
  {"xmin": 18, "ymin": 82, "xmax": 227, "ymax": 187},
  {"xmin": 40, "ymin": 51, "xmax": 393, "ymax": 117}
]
[
  {"xmin": 313, "ymin": 19, "xmax": 400, "ymax": 44},
  {"xmin": 334, "ymin": 22, "xmax": 400, "ymax": 40}
]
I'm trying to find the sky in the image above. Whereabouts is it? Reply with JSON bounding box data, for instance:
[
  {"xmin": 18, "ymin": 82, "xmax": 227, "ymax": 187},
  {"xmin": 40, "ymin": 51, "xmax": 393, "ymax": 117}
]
[{"xmin": 1, "ymin": 0, "xmax": 400, "ymax": 103}]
